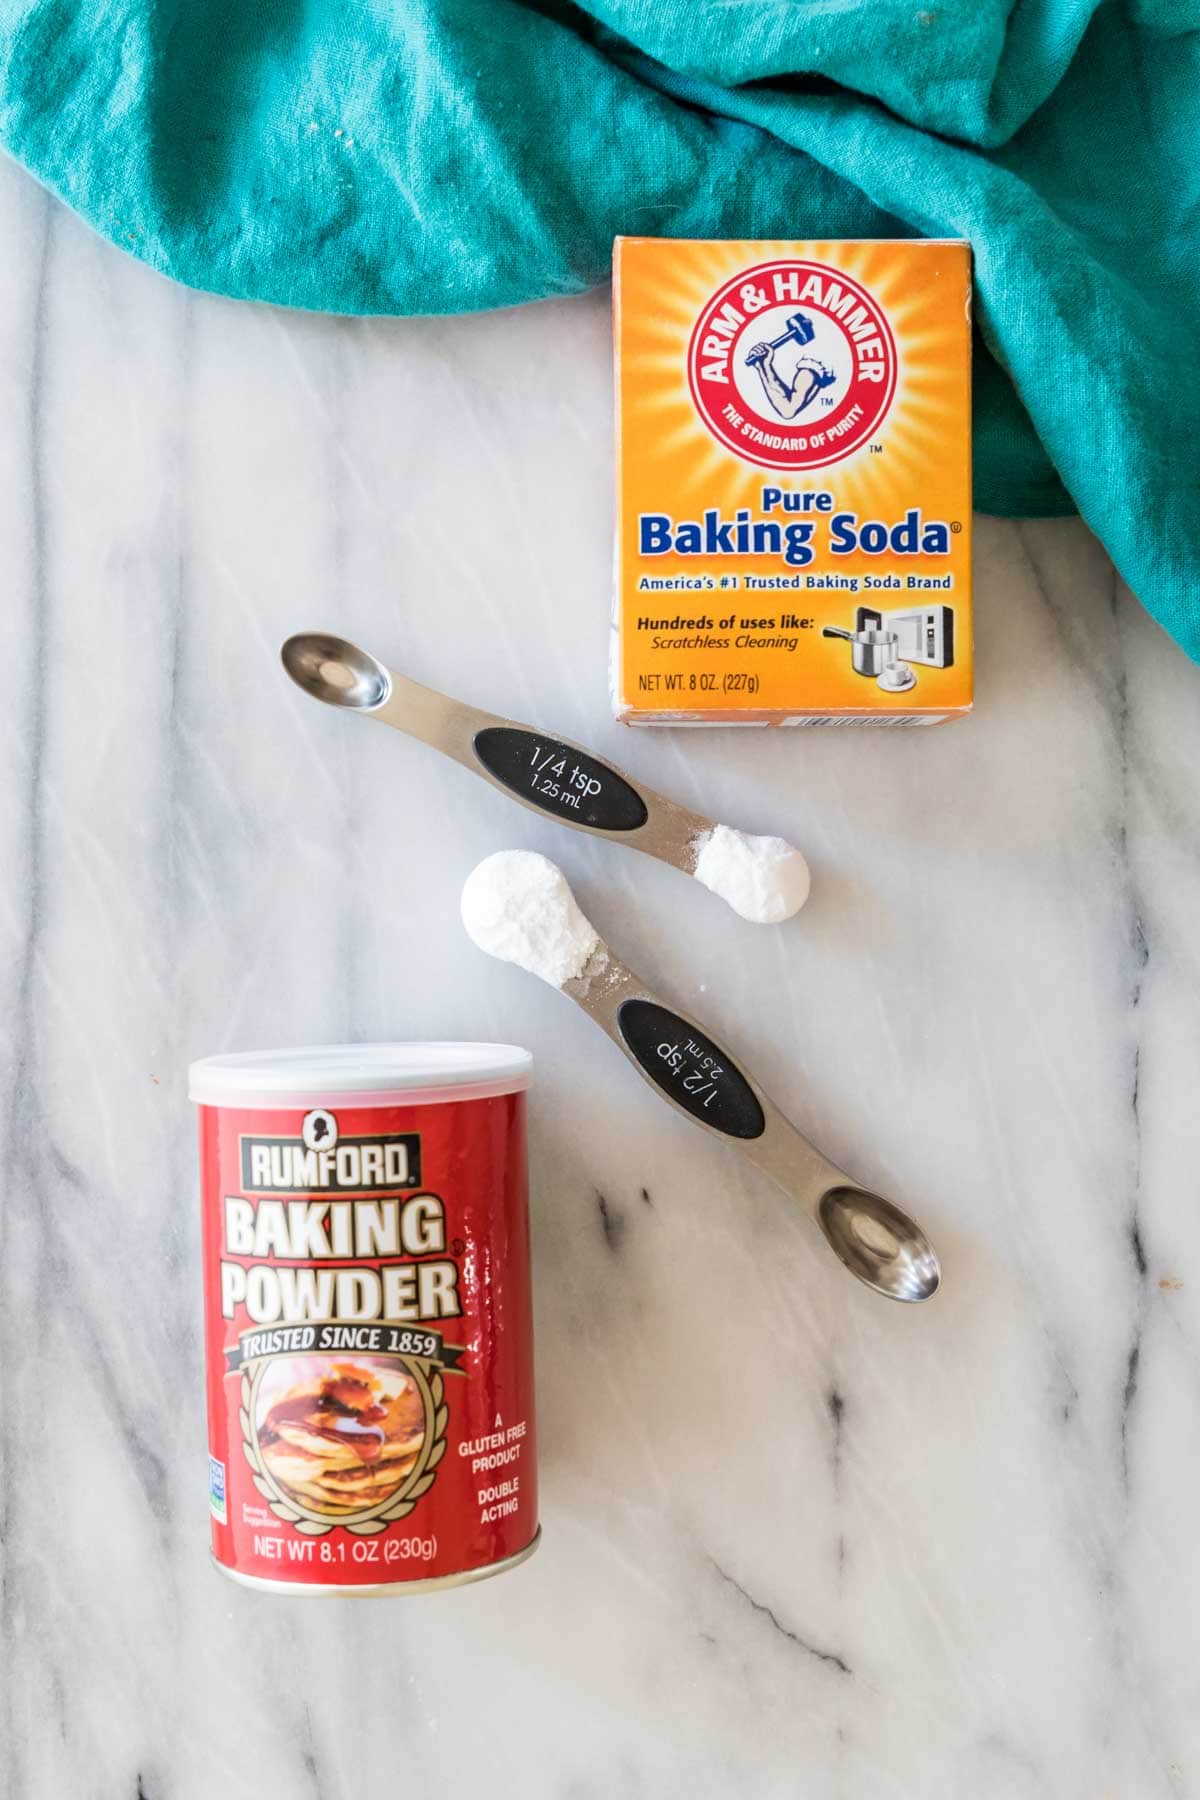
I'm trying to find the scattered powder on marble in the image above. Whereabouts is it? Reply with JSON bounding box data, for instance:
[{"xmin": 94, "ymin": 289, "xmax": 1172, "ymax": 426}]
[
  {"xmin": 691, "ymin": 825, "xmax": 811, "ymax": 925},
  {"xmin": 461, "ymin": 851, "xmax": 599, "ymax": 988}
]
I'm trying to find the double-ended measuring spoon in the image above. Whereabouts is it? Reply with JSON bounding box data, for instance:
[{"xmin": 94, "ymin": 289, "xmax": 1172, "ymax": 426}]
[
  {"xmin": 282, "ymin": 633, "xmax": 809, "ymax": 925},
  {"xmin": 461, "ymin": 852, "xmax": 940, "ymax": 1304}
]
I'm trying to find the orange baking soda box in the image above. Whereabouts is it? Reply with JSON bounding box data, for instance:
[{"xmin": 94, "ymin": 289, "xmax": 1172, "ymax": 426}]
[{"xmin": 612, "ymin": 239, "xmax": 973, "ymax": 725}]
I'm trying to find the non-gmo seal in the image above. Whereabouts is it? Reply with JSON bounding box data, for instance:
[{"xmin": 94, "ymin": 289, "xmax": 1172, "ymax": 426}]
[{"xmin": 687, "ymin": 261, "xmax": 898, "ymax": 471}]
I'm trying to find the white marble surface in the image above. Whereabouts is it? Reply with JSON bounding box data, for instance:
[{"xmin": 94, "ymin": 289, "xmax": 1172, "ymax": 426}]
[{"xmin": 4, "ymin": 154, "xmax": 1200, "ymax": 1799}]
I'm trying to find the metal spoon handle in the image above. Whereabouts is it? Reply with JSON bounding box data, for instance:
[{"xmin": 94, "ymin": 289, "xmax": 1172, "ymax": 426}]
[
  {"xmin": 373, "ymin": 667, "xmax": 710, "ymax": 871},
  {"xmin": 560, "ymin": 944, "xmax": 940, "ymax": 1300},
  {"xmin": 564, "ymin": 944, "xmax": 842, "ymax": 1216}
]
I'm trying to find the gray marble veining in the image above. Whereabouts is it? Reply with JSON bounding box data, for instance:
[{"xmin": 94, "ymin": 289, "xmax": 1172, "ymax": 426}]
[{"xmin": 3, "ymin": 156, "xmax": 1200, "ymax": 1798}]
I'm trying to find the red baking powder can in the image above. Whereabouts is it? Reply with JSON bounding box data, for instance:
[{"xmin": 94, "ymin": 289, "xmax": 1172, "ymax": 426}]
[{"xmin": 189, "ymin": 1043, "xmax": 538, "ymax": 1594}]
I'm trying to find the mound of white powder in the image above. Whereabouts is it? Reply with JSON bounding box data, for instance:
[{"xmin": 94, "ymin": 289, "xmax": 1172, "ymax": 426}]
[
  {"xmin": 692, "ymin": 826, "xmax": 810, "ymax": 924},
  {"xmin": 461, "ymin": 851, "xmax": 599, "ymax": 988}
]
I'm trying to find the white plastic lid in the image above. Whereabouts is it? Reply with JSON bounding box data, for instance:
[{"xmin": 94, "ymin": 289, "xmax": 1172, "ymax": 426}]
[{"xmin": 189, "ymin": 1042, "xmax": 532, "ymax": 1109}]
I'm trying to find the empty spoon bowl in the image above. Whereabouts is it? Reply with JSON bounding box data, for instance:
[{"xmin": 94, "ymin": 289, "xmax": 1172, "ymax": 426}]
[
  {"xmin": 817, "ymin": 1186, "xmax": 941, "ymax": 1302},
  {"xmin": 282, "ymin": 633, "xmax": 392, "ymax": 711}
]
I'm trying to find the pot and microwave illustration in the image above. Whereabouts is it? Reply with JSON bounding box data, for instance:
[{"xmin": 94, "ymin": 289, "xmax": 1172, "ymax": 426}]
[{"xmin": 822, "ymin": 604, "xmax": 955, "ymax": 693}]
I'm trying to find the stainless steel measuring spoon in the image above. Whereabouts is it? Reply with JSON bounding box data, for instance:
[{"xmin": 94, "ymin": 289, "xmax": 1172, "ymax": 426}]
[
  {"xmin": 461, "ymin": 852, "xmax": 940, "ymax": 1304},
  {"xmin": 282, "ymin": 633, "xmax": 809, "ymax": 923}
]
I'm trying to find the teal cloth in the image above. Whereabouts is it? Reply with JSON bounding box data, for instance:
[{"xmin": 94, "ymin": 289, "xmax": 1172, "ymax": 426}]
[{"xmin": 1, "ymin": 0, "xmax": 1197, "ymax": 657}]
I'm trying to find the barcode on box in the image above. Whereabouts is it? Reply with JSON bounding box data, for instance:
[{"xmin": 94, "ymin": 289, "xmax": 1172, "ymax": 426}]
[{"xmin": 780, "ymin": 714, "xmax": 947, "ymax": 728}]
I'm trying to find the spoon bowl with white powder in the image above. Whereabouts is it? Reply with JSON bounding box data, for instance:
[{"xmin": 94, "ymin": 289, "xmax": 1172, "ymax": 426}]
[
  {"xmin": 284, "ymin": 633, "xmax": 810, "ymax": 924},
  {"xmin": 461, "ymin": 850, "xmax": 600, "ymax": 991},
  {"xmin": 461, "ymin": 851, "xmax": 939, "ymax": 1304}
]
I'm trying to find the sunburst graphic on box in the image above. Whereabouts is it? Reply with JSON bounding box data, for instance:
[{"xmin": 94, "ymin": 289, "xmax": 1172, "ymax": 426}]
[{"xmin": 619, "ymin": 239, "xmax": 968, "ymax": 514}]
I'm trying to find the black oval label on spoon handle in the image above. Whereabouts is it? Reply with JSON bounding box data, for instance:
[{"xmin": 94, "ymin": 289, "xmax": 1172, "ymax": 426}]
[
  {"xmin": 472, "ymin": 728, "xmax": 649, "ymax": 832},
  {"xmin": 617, "ymin": 999, "xmax": 765, "ymax": 1140}
]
